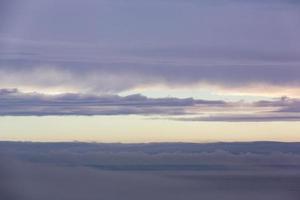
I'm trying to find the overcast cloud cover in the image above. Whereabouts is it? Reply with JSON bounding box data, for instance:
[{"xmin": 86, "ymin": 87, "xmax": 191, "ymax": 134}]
[
  {"xmin": 0, "ymin": 0, "xmax": 299, "ymax": 120},
  {"xmin": 0, "ymin": 0, "xmax": 299, "ymax": 93}
]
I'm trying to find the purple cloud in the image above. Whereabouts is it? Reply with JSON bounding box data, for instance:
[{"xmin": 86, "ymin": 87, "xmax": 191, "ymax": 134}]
[{"xmin": 0, "ymin": 0, "xmax": 299, "ymax": 94}]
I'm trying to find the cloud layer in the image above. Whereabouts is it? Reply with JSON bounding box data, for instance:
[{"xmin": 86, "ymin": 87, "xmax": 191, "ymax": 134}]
[
  {"xmin": 1, "ymin": 88, "xmax": 300, "ymax": 121},
  {"xmin": 0, "ymin": 0, "xmax": 299, "ymax": 95},
  {"xmin": 0, "ymin": 0, "xmax": 299, "ymax": 121},
  {"xmin": 0, "ymin": 88, "xmax": 226, "ymax": 116},
  {"xmin": 1, "ymin": 142, "xmax": 300, "ymax": 200}
]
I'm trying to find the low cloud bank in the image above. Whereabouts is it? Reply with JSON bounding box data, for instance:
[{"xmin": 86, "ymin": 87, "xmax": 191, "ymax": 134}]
[{"xmin": 1, "ymin": 142, "xmax": 300, "ymax": 200}]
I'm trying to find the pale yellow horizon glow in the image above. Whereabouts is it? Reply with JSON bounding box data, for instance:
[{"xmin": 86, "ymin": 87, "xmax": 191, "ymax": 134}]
[
  {"xmin": 120, "ymin": 83, "xmax": 300, "ymax": 101},
  {"xmin": 1, "ymin": 116, "xmax": 300, "ymax": 143}
]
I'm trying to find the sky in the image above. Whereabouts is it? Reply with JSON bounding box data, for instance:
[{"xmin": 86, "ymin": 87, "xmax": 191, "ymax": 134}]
[{"xmin": 0, "ymin": 0, "xmax": 300, "ymax": 142}]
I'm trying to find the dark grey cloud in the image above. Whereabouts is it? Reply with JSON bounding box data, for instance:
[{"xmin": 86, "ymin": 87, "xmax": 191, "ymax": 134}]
[
  {"xmin": 181, "ymin": 97, "xmax": 300, "ymax": 122},
  {"xmin": 277, "ymin": 102, "xmax": 300, "ymax": 113},
  {"xmin": 2, "ymin": 89, "xmax": 300, "ymax": 121},
  {"xmin": 172, "ymin": 97, "xmax": 300, "ymax": 122},
  {"xmin": 0, "ymin": 88, "xmax": 226, "ymax": 116},
  {"xmin": 255, "ymin": 97, "xmax": 300, "ymax": 113}
]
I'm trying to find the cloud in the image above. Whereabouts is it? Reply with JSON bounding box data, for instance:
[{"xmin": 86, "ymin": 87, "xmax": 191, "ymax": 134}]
[
  {"xmin": 0, "ymin": 89, "xmax": 300, "ymax": 122},
  {"xmin": 175, "ymin": 114, "xmax": 300, "ymax": 122},
  {"xmin": 1, "ymin": 142, "xmax": 300, "ymax": 200},
  {"xmin": 0, "ymin": 0, "xmax": 299, "ymax": 95},
  {"xmin": 171, "ymin": 97, "xmax": 300, "ymax": 122},
  {"xmin": 2, "ymin": 141, "xmax": 300, "ymax": 171},
  {"xmin": 0, "ymin": 88, "xmax": 226, "ymax": 116},
  {"xmin": 2, "ymin": 89, "xmax": 300, "ymax": 121},
  {"xmin": 1, "ymin": 58, "xmax": 300, "ymax": 95},
  {"xmin": 0, "ymin": 0, "xmax": 300, "ymax": 120}
]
